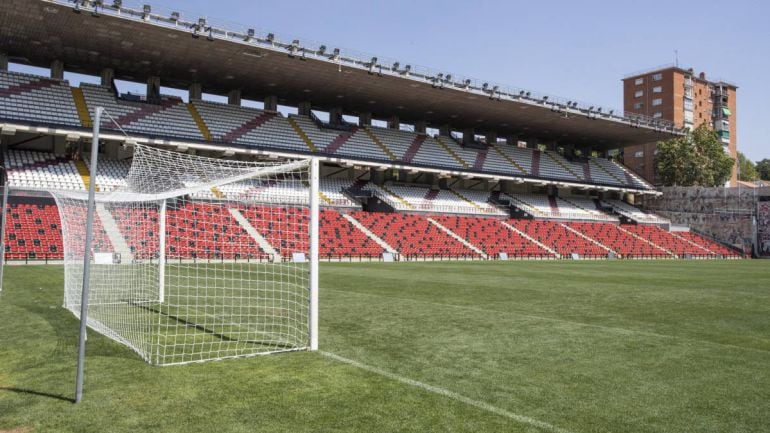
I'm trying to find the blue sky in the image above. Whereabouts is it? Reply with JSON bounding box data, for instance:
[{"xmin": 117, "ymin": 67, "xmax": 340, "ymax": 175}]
[{"xmin": 14, "ymin": 0, "xmax": 769, "ymax": 160}]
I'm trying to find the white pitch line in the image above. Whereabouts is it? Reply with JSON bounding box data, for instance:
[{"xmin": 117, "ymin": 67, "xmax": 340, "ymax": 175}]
[{"xmin": 321, "ymin": 351, "xmax": 573, "ymax": 433}]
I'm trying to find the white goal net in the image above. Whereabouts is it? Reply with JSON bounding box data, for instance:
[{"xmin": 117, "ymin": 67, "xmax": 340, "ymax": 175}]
[{"xmin": 52, "ymin": 144, "xmax": 317, "ymax": 366}]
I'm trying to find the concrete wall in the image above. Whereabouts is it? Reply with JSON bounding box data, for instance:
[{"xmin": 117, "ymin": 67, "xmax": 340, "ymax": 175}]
[{"xmin": 643, "ymin": 186, "xmax": 768, "ymax": 253}]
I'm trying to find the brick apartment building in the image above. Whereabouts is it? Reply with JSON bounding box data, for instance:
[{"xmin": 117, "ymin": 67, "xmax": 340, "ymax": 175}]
[{"xmin": 622, "ymin": 66, "xmax": 737, "ymax": 186}]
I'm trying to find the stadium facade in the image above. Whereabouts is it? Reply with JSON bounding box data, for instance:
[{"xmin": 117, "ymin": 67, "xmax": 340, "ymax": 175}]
[{"xmin": 0, "ymin": 0, "xmax": 750, "ymax": 261}]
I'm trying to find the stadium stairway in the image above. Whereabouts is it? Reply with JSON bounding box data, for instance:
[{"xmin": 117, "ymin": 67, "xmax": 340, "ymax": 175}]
[
  {"xmin": 491, "ymin": 144, "xmax": 528, "ymax": 175},
  {"xmin": 676, "ymin": 231, "xmax": 739, "ymax": 258},
  {"xmin": 616, "ymin": 225, "xmax": 676, "ymax": 258},
  {"xmin": 426, "ymin": 217, "xmax": 488, "ymax": 259},
  {"xmin": 545, "ymin": 152, "xmax": 581, "ymax": 179},
  {"xmin": 434, "ymin": 136, "xmax": 471, "ymax": 169},
  {"xmin": 351, "ymin": 212, "xmax": 480, "ymax": 258},
  {"xmin": 499, "ymin": 220, "xmax": 560, "ymax": 258},
  {"xmin": 287, "ymin": 117, "xmax": 319, "ymax": 152},
  {"xmin": 187, "ymin": 102, "xmax": 212, "ymax": 141},
  {"xmin": 560, "ymin": 223, "xmax": 615, "ymax": 256},
  {"xmin": 669, "ymin": 231, "xmax": 716, "ymax": 255},
  {"xmin": 227, "ymin": 208, "xmax": 282, "ymax": 262},
  {"xmin": 71, "ymin": 88, "xmax": 92, "ymax": 128},
  {"xmin": 362, "ymin": 127, "xmax": 398, "ymax": 161},
  {"xmin": 74, "ymin": 160, "xmax": 97, "ymax": 192},
  {"xmin": 95, "ymin": 203, "xmax": 134, "ymax": 262},
  {"xmin": 341, "ymin": 213, "xmax": 398, "ymax": 254}
]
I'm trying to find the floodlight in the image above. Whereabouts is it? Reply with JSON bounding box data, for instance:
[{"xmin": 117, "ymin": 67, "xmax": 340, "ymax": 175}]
[
  {"xmin": 289, "ymin": 39, "xmax": 300, "ymax": 57},
  {"xmin": 91, "ymin": 0, "xmax": 103, "ymax": 17}
]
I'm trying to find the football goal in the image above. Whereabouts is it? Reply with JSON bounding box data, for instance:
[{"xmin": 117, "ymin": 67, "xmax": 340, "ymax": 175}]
[{"xmin": 52, "ymin": 141, "xmax": 319, "ymax": 367}]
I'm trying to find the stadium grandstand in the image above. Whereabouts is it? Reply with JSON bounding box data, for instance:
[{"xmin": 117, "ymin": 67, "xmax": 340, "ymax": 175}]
[{"xmin": 0, "ymin": 0, "xmax": 742, "ymax": 262}]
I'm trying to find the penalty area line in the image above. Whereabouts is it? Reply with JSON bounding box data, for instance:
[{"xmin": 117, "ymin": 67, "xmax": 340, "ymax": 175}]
[{"xmin": 321, "ymin": 351, "xmax": 573, "ymax": 433}]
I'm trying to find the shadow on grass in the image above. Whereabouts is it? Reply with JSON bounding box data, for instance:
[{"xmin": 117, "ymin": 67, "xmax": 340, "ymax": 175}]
[{"xmin": 0, "ymin": 387, "xmax": 74, "ymax": 403}]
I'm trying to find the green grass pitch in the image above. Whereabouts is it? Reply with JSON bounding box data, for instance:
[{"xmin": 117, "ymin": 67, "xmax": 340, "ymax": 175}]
[{"xmin": 1, "ymin": 260, "xmax": 769, "ymax": 433}]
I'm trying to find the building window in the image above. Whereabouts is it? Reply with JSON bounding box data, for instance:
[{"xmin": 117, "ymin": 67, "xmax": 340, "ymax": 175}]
[
  {"xmin": 634, "ymin": 90, "xmax": 644, "ymax": 98},
  {"xmin": 633, "ymin": 102, "xmax": 644, "ymax": 109},
  {"xmin": 652, "ymin": 98, "xmax": 662, "ymax": 106},
  {"xmin": 634, "ymin": 151, "xmax": 644, "ymax": 158},
  {"xmin": 635, "ymin": 78, "xmax": 644, "ymax": 85},
  {"xmin": 652, "ymin": 73, "xmax": 663, "ymax": 81},
  {"xmin": 652, "ymin": 86, "xmax": 662, "ymax": 93},
  {"xmin": 653, "ymin": 112, "xmax": 662, "ymax": 118}
]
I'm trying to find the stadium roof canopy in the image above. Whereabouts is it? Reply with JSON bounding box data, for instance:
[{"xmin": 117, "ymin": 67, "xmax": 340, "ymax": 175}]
[{"xmin": 0, "ymin": 0, "xmax": 683, "ymax": 150}]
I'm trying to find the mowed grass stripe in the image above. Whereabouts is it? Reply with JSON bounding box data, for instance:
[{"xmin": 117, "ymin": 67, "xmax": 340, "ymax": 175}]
[
  {"xmin": 324, "ymin": 287, "xmax": 770, "ymax": 354},
  {"xmin": 321, "ymin": 260, "xmax": 770, "ymax": 352}
]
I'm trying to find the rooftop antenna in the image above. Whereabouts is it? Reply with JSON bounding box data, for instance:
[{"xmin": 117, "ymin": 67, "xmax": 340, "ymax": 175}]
[{"xmin": 674, "ymin": 49, "xmax": 679, "ymax": 68}]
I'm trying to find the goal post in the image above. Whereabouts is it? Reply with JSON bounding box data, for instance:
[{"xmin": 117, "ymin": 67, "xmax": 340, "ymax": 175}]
[
  {"xmin": 309, "ymin": 157, "xmax": 319, "ymax": 351},
  {"xmin": 53, "ymin": 142, "xmax": 319, "ymax": 376}
]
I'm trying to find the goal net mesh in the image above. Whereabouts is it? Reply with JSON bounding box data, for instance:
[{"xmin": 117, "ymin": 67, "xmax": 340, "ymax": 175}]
[{"xmin": 52, "ymin": 144, "xmax": 312, "ymax": 365}]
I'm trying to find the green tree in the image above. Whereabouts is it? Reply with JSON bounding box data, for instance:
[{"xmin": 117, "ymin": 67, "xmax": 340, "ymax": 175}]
[
  {"xmin": 737, "ymin": 152, "xmax": 757, "ymax": 181},
  {"xmin": 655, "ymin": 124, "xmax": 734, "ymax": 186},
  {"xmin": 756, "ymin": 158, "xmax": 770, "ymax": 181}
]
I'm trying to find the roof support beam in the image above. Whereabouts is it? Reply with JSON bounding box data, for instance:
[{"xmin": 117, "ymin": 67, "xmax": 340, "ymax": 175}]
[
  {"xmin": 387, "ymin": 115, "xmax": 399, "ymax": 130},
  {"xmin": 329, "ymin": 106, "xmax": 343, "ymax": 126},
  {"xmin": 51, "ymin": 59, "xmax": 64, "ymax": 80},
  {"xmin": 462, "ymin": 128, "xmax": 474, "ymax": 145},
  {"xmin": 227, "ymin": 89, "xmax": 241, "ymax": 106},
  {"xmin": 298, "ymin": 101, "xmax": 312, "ymax": 116},
  {"xmin": 100, "ymin": 68, "xmax": 114, "ymax": 87},
  {"xmin": 414, "ymin": 120, "xmax": 427, "ymax": 134},
  {"xmin": 147, "ymin": 76, "xmax": 160, "ymax": 102},
  {"xmin": 188, "ymin": 82, "xmax": 202, "ymax": 100},
  {"xmin": 263, "ymin": 94, "xmax": 277, "ymax": 111},
  {"xmin": 0, "ymin": 53, "xmax": 7, "ymax": 71},
  {"xmin": 358, "ymin": 112, "xmax": 372, "ymax": 127}
]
